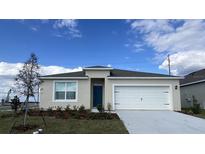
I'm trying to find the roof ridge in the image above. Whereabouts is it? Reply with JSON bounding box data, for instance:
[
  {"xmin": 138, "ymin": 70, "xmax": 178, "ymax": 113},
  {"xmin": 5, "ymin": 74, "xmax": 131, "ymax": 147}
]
[{"xmin": 84, "ymin": 65, "xmax": 112, "ymax": 68}]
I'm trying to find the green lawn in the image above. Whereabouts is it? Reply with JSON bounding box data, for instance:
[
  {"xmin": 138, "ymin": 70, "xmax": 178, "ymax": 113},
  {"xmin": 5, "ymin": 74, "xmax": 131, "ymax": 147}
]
[
  {"xmin": 181, "ymin": 109, "xmax": 205, "ymax": 119},
  {"xmin": 193, "ymin": 109, "xmax": 205, "ymax": 119},
  {"xmin": 0, "ymin": 112, "xmax": 128, "ymax": 134}
]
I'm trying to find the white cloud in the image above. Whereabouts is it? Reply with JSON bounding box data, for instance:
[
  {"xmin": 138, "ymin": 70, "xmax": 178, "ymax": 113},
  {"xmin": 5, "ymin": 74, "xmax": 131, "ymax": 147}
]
[
  {"xmin": 131, "ymin": 19, "xmax": 174, "ymax": 34},
  {"xmin": 128, "ymin": 19, "xmax": 205, "ymax": 75},
  {"xmin": 30, "ymin": 26, "xmax": 39, "ymax": 31},
  {"xmin": 159, "ymin": 51, "xmax": 205, "ymax": 76},
  {"xmin": 53, "ymin": 19, "xmax": 77, "ymax": 29},
  {"xmin": 133, "ymin": 43, "xmax": 145, "ymax": 52},
  {"xmin": 53, "ymin": 19, "xmax": 82, "ymax": 38},
  {"xmin": 144, "ymin": 20, "xmax": 205, "ymax": 53},
  {"xmin": 0, "ymin": 62, "xmax": 23, "ymax": 76},
  {"xmin": 17, "ymin": 19, "xmax": 82, "ymax": 38},
  {"xmin": 0, "ymin": 61, "xmax": 82, "ymax": 100},
  {"xmin": 40, "ymin": 65, "xmax": 82, "ymax": 75}
]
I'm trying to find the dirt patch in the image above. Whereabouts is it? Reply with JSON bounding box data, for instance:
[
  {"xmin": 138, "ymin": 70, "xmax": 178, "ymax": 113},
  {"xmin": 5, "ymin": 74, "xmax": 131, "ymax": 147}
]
[{"xmin": 12, "ymin": 124, "xmax": 39, "ymax": 132}]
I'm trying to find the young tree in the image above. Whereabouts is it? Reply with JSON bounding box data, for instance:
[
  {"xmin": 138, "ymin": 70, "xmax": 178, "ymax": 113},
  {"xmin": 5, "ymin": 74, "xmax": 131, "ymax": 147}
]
[
  {"xmin": 15, "ymin": 53, "xmax": 40, "ymax": 126},
  {"xmin": 10, "ymin": 95, "xmax": 21, "ymax": 114}
]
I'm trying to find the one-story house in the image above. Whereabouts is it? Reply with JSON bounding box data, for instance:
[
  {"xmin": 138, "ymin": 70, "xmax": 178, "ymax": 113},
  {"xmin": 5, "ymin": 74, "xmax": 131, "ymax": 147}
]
[
  {"xmin": 39, "ymin": 66, "xmax": 182, "ymax": 111},
  {"xmin": 180, "ymin": 69, "xmax": 205, "ymax": 109}
]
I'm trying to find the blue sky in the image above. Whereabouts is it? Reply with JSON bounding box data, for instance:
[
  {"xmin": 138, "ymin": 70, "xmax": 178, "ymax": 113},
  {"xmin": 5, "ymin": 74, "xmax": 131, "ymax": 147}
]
[
  {"xmin": 0, "ymin": 19, "xmax": 163, "ymax": 74},
  {"xmin": 1, "ymin": 19, "xmax": 205, "ymax": 99}
]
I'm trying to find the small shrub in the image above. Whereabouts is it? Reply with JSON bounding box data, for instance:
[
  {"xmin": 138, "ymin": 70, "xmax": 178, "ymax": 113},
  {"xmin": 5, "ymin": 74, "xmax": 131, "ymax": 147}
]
[
  {"xmin": 97, "ymin": 104, "xmax": 104, "ymax": 113},
  {"xmin": 187, "ymin": 109, "xmax": 194, "ymax": 115},
  {"xmin": 73, "ymin": 105, "xmax": 79, "ymax": 111},
  {"xmin": 191, "ymin": 96, "xmax": 201, "ymax": 114},
  {"xmin": 87, "ymin": 112, "xmax": 119, "ymax": 120},
  {"xmin": 70, "ymin": 111, "xmax": 77, "ymax": 116},
  {"xmin": 47, "ymin": 107, "xmax": 53, "ymax": 116},
  {"xmin": 73, "ymin": 113, "xmax": 80, "ymax": 119},
  {"xmin": 41, "ymin": 108, "xmax": 45, "ymax": 111},
  {"xmin": 65, "ymin": 105, "xmax": 71, "ymax": 112},
  {"xmin": 10, "ymin": 95, "xmax": 21, "ymax": 113},
  {"xmin": 107, "ymin": 103, "xmax": 112, "ymax": 113},
  {"xmin": 192, "ymin": 104, "xmax": 201, "ymax": 114},
  {"xmin": 182, "ymin": 108, "xmax": 191, "ymax": 114},
  {"xmin": 56, "ymin": 106, "xmax": 62, "ymax": 112},
  {"xmin": 68, "ymin": 111, "xmax": 80, "ymax": 119},
  {"xmin": 87, "ymin": 113, "xmax": 96, "ymax": 120},
  {"xmin": 78, "ymin": 105, "xmax": 85, "ymax": 112},
  {"xmin": 47, "ymin": 107, "xmax": 53, "ymax": 112},
  {"xmin": 54, "ymin": 106, "xmax": 63, "ymax": 118}
]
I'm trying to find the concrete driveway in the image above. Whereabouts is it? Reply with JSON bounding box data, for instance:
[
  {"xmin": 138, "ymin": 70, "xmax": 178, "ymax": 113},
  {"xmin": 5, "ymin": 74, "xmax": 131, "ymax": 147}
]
[{"xmin": 117, "ymin": 110, "xmax": 205, "ymax": 134}]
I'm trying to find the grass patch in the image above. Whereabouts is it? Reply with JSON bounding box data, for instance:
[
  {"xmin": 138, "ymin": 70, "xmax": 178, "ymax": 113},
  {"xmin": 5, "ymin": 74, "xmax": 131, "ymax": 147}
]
[
  {"xmin": 0, "ymin": 112, "xmax": 128, "ymax": 134},
  {"xmin": 181, "ymin": 108, "xmax": 205, "ymax": 119},
  {"xmin": 193, "ymin": 109, "xmax": 205, "ymax": 119}
]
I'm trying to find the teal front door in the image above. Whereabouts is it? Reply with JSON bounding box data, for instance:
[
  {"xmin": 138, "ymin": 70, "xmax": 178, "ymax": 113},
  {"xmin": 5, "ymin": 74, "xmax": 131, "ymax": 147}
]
[{"xmin": 93, "ymin": 85, "xmax": 103, "ymax": 107}]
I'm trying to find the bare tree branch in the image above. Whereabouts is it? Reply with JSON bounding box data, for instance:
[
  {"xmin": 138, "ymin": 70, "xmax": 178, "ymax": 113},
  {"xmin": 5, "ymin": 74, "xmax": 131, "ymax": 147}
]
[{"xmin": 14, "ymin": 53, "xmax": 40, "ymax": 126}]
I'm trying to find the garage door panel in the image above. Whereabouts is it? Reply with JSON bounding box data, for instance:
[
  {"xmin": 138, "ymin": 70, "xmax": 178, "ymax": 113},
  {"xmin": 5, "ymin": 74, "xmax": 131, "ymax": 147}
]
[{"xmin": 114, "ymin": 86, "xmax": 171, "ymax": 110}]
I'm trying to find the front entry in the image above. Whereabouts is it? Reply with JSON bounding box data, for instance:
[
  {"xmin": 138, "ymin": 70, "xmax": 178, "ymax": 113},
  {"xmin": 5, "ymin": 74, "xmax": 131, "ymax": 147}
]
[{"xmin": 93, "ymin": 85, "xmax": 103, "ymax": 108}]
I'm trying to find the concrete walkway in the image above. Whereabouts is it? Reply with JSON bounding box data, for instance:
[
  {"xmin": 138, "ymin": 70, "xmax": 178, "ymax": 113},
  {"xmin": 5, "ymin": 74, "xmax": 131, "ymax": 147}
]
[{"xmin": 117, "ymin": 110, "xmax": 205, "ymax": 134}]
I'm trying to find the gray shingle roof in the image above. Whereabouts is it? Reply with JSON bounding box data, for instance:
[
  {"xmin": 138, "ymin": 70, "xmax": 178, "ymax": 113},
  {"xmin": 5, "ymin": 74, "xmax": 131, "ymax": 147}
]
[
  {"xmin": 41, "ymin": 71, "xmax": 86, "ymax": 77},
  {"xmin": 180, "ymin": 69, "xmax": 205, "ymax": 86},
  {"xmin": 41, "ymin": 66, "xmax": 177, "ymax": 78},
  {"xmin": 110, "ymin": 69, "xmax": 176, "ymax": 77}
]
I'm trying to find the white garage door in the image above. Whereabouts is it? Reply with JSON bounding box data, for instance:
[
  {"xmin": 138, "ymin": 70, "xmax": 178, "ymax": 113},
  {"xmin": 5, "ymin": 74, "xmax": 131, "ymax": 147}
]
[{"xmin": 114, "ymin": 86, "xmax": 171, "ymax": 110}]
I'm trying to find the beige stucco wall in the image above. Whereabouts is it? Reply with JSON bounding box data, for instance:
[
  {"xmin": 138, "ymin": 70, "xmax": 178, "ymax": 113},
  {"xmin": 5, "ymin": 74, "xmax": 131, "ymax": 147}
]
[
  {"xmin": 85, "ymin": 70, "xmax": 110, "ymax": 78},
  {"xmin": 105, "ymin": 79, "xmax": 181, "ymax": 111},
  {"xmin": 39, "ymin": 79, "xmax": 91, "ymax": 109},
  {"xmin": 181, "ymin": 83, "xmax": 205, "ymax": 109},
  {"xmin": 40, "ymin": 70, "xmax": 181, "ymax": 111}
]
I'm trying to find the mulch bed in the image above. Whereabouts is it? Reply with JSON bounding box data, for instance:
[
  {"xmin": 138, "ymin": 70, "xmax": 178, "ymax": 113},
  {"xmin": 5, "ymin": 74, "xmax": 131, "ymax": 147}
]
[
  {"xmin": 27, "ymin": 110, "xmax": 120, "ymax": 120},
  {"xmin": 12, "ymin": 124, "xmax": 39, "ymax": 132},
  {"xmin": 0, "ymin": 109, "xmax": 120, "ymax": 120}
]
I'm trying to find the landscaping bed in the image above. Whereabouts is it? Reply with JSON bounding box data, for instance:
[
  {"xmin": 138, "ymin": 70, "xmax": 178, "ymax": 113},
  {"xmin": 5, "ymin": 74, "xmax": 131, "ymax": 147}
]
[
  {"xmin": 27, "ymin": 109, "xmax": 120, "ymax": 120},
  {"xmin": 0, "ymin": 106, "xmax": 128, "ymax": 134},
  {"xmin": 12, "ymin": 124, "xmax": 39, "ymax": 133},
  {"xmin": 181, "ymin": 108, "xmax": 205, "ymax": 119}
]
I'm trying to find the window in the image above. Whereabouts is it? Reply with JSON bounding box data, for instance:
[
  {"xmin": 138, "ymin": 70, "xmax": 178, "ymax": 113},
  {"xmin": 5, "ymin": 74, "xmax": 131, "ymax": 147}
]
[{"xmin": 54, "ymin": 81, "xmax": 77, "ymax": 101}]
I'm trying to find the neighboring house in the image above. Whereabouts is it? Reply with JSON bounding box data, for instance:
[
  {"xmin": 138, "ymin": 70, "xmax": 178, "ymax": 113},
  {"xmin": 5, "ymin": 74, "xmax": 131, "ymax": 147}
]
[
  {"xmin": 180, "ymin": 69, "xmax": 205, "ymax": 109},
  {"xmin": 39, "ymin": 66, "xmax": 182, "ymax": 111}
]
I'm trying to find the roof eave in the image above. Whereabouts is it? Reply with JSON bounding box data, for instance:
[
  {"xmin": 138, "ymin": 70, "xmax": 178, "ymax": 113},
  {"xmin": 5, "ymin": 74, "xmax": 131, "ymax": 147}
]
[
  {"xmin": 107, "ymin": 77, "xmax": 184, "ymax": 80},
  {"xmin": 40, "ymin": 77, "xmax": 89, "ymax": 80},
  {"xmin": 180, "ymin": 79, "xmax": 205, "ymax": 87}
]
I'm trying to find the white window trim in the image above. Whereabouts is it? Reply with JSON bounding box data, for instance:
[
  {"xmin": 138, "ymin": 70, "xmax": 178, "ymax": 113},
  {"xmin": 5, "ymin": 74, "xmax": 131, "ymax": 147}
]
[{"xmin": 53, "ymin": 80, "xmax": 78, "ymax": 102}]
